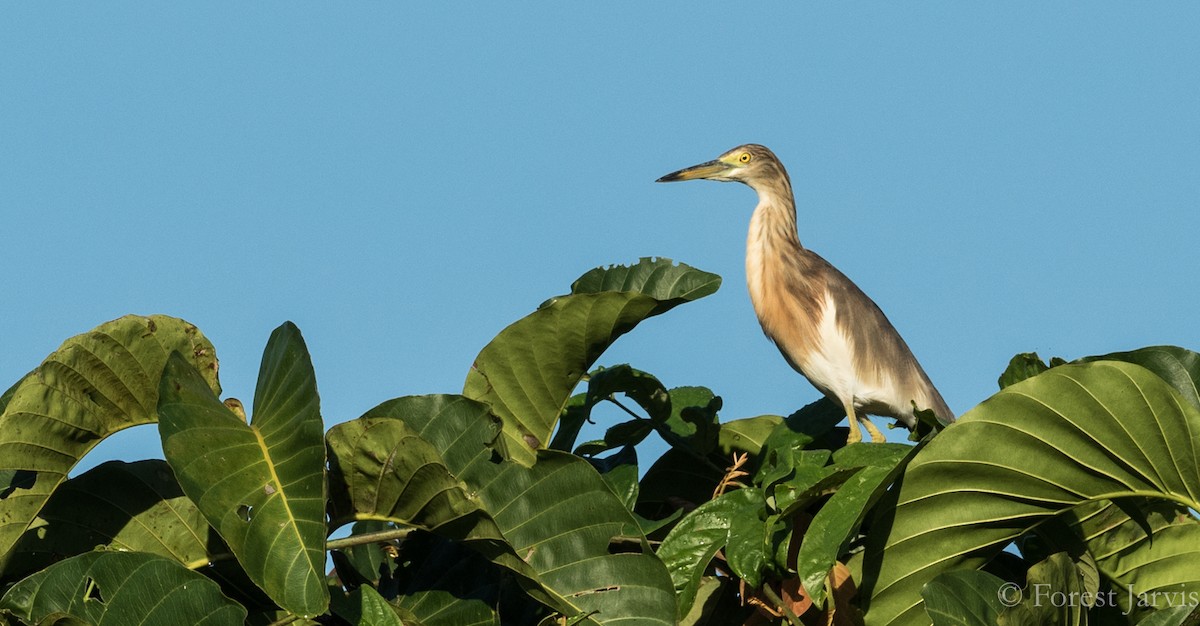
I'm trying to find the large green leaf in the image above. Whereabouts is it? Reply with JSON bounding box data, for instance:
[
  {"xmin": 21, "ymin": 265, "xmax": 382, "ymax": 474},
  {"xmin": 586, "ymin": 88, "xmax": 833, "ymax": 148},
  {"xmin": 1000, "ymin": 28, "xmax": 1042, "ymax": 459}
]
[
  {"xmin": 0, "ymin": 551, "xmax": 245, "ymax": 625},
  {"xmin": 2, "ymin": 460, "xmax": 219, "ymax": 583},
  {"xmin": 1064, "ymin": 499, "xmax": 1200, "ymax": 616},
  {"xmin": 0, "ymin": 315, "xmax": 219, "ymax": 558},
  {"xmin": 330, "ymin": 394, "xmax": 677, "ymax": 626},
  {"xmin": 463, "ymin": 258, "xmax": 719, "ymax": 466},
  {"xmin": 859, "ymin": 361, "xmax": 1200, "ymax": 626},
  {"xmin": 158, "ymin": 322, "xmax": 327, "ymax": 617},
  {"xmin": 1079, "ymin": 346, "xmax": 1200, "ymax": 410}
]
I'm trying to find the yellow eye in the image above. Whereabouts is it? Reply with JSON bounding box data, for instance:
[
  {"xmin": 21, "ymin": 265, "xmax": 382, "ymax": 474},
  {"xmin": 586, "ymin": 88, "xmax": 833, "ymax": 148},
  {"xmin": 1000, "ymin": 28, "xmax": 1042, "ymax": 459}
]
[{"xmin": 739, "ymin": 153, "xmax": 752, "ymax": 163}]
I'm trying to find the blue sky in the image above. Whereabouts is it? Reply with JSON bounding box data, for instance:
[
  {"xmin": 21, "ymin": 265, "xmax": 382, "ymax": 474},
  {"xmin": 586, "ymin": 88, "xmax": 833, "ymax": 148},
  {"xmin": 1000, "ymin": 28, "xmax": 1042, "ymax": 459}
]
[{"xmin": 3, "ymin": 4, "xmax": 1198, "ymax": 468}]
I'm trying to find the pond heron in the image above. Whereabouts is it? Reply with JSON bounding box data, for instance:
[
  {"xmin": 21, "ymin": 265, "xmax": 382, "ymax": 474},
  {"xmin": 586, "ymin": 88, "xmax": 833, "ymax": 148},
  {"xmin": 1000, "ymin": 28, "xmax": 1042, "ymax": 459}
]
[{"xmin": 657, "ymin": 144, "xmax": 953, "ymax": 443}]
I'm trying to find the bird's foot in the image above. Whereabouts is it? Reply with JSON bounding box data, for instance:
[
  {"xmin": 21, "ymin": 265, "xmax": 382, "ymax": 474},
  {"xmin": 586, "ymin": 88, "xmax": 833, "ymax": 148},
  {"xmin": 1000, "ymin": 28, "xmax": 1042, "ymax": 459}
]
[{"xmin": 860, "ymin": 416, "xmax": 887, "ymax": 443}]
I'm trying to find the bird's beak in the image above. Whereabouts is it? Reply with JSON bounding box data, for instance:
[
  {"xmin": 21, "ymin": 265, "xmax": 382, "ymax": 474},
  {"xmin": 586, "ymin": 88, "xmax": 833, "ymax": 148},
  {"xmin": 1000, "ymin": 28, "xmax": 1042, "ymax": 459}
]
[{"xmin": 656, "ymin": 159, "xmax": 731, "ymax": 183}]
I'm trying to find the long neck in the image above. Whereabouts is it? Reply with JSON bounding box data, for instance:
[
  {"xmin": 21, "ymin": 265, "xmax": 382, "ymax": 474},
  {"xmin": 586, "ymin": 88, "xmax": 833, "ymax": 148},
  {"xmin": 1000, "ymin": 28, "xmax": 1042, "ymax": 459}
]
[{"xmin": 746, "ymin": 175, "xmax": 803, "ymax": 309}]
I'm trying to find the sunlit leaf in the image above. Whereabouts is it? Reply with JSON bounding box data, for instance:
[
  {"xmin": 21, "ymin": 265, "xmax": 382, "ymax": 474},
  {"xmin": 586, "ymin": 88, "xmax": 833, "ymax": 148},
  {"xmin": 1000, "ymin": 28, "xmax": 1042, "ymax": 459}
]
[
  {"xmin": 464, "ymin": 258, "xmax": 719, "ymax": 466},
  {"xmin": 797, "ymin": 444, "xmax": 918, "ymax": 608},
  {"xmin": 859, "ymin": 361, "xmax": 1200, "ymax": 626},
  {"xmin": 921, "ymin": 570, "xmax": 1006, "ymax": 626},
  {"xmin": 0, "ymin": 315, "xmax": 219, "ymax": 558},
  {"xmin": 158, "ymin": 323, "xmax": 327, "ymax": 617},
  {"xmin": 657, "ymin": 488, "xmax": 763, "ymax": 616}
]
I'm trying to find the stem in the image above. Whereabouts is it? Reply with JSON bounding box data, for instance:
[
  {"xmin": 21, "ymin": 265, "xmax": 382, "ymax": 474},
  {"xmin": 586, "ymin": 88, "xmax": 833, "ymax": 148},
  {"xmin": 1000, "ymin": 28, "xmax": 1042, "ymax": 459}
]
[
  {"xmin": 759, "ymin": 583, "xmax": 802, "ymax": 626},
  {"xmin": 326, "ymin": 527, "xmax": 413, "ymax": 551}
]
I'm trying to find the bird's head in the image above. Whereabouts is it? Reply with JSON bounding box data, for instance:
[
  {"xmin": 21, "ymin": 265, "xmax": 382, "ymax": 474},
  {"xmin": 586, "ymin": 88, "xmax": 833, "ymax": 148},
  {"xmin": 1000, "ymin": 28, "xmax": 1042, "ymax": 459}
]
[{"xmin": 656, "ymin": 144, "xmax": 788, "ymax": 194}]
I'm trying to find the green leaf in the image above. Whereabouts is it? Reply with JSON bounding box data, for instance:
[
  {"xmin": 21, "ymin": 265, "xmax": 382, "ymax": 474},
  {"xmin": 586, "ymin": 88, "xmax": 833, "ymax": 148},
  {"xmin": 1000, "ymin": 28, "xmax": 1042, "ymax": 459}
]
[
  {"xmin": 464, "ymin": 258, "xmax": 720, "ymax": 466},
  {"xmin": 1079, "ymin": 346, "xmax": 1200, "ymax": 410},
  {"xmin": 3, "ymin": 460, "xmax": 218, "ymax": 582},
  {"xmin": 724, "ymin": 489, "xmax": 770, "ymax": 588},
  {"xmin": 333, "ymin": 395, "xmax": 677, "ymax": 626},
  {"xmin": 997, "ymin": 553, "xmax": 1087, "ymax": 626},
  {"xmin": 0, "ymin": 315, "xmax": 219, "ymax": 558},
  {"xmin": 569, "ymin": 256, "xmax": 722, "ymax": 301},
  {"xmin": 636, "ymin": 448, "xmax": 724, "ymax": 522},
  {"xmin": 329, "ymin": 521, "xmax": 399, "ymax": 590},
  {"xmin": 797, "ymin": 444, "xmax": 918, "ymax": 608},
  {"xmin": 392, "ymin": 534, "xmax": 502, "ymax": 626},
  {"xmin": 859, "ymin": 361, "xmax": 1200, "ymax": 626},
  {"xmin": 589, "ymin": 446, "xmax": 640, "ymax": 511},
  {"xmin": 586, "ymin": 365, "xmax": 672, "ymax": 423},
  {"xmin": 330, "ymin": 585, "xmax": 415, "ymax": 626},
  {"xmin": 1136, "ymin": 605, "xmax": 1200, "ymax": 626},
  {"xmin": 717, "ymin": 415, "xmax": 782, "ymax": 456},
  {"xmin": 1064, "ymin": 499, "xmax": 1200, "ymax": 615},
  {"xmin": 997, "ymin": 352, "xmax": 1051, "ymax": 389},
  {"xmin": 657, "ymin": 488, "xmax": 764, "ymax": 616},
  {"xmin": 921, "ymin": 570, "xmax": 1006, "ymax": 626},
  {"xmin": 158, "ymin": 322, "xmax": 327, "ymax": 617},
  {"xmin": 0, "ymin": 551, "xmax": 245, "ymax": 625}
]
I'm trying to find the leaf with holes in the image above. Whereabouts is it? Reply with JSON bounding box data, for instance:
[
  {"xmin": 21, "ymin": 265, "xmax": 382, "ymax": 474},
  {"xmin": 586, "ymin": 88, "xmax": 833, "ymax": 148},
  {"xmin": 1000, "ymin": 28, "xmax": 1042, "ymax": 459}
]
[
  {"xmin": 158, "ymin": 322, "xmax": 327, "ymax": 617},
  {"xmin": 858, "ymin": 361, "xmax": 1200, "ymax": 626},
  {"xmin": 0, "ymin": 551, "xmax": 245, "ymax": 625},
  {"xmin": 3, "ymin": 460, "xmax": 219, "ymax": 583},
  {"xmin": 0, "ymin": 315, "xmax": 219, "ymax": 559},
  {"xmin": 464, "ymin": 258, "xmax": 719, "ymax": 466}
]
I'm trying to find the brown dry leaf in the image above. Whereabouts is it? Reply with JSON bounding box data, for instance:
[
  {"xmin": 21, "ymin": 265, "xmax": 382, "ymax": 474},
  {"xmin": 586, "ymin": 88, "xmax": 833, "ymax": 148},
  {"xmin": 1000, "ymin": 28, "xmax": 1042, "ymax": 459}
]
[{"xmin": 825, "ymin": 562, "xmax": 864, "ymax": 626}]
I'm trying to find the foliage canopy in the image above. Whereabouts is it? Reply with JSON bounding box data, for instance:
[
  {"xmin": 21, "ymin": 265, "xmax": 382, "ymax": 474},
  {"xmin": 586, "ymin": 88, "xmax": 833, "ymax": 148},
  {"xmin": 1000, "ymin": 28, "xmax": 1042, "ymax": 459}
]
[{"xmin": 1, "ymin": 257, "xmax": 1198, "ymax": 626}]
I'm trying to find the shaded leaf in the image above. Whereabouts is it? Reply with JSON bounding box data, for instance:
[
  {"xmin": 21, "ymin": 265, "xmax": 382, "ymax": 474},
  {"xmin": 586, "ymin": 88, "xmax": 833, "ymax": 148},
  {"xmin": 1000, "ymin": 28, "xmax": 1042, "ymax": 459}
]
[
  {"xmin": 464, "ymin": 258, "xmax": 719, "ymax": 466},
  {"xmin": 588, "ymin": 446, "xmax": 640, "ymax": 511},
  {"xmin": 3, "ymin": 460, "xmax": 218, "ymax": 582},
  {"xmin": 393, "ymin": 533, "xmax": 502, "ymax": 626},
  {"xmin": 158, "ymin": 323, "xmax": 327, "ymax": 616},
  {"xmin": 1137, "ymin": 605, "xmax": 1200, "ymax": 626},
  {"xmin": 0, "ymin": 551, "xmax": 244, "ymax": 625},
  {"xmin": 0, "ymin": 315, "xmax": 219, "ymax": 558},
  {"xmin": 330, "ymin": 520, "xmax": 400, "ymax": 591},
  {"xmin": 859, "ymin": 361, "xmax": 1200, "ymax": 626},
  {"xmin": 334, "ymin": 395, "xmax": 677, "ymax": 626},
  {"xmin": 997, "ymin": 553, "xmax": 1087, "ymax": 626},
  {"xmin": 330, "ymin": 585, "xmax": 415, "ymax": 626}
]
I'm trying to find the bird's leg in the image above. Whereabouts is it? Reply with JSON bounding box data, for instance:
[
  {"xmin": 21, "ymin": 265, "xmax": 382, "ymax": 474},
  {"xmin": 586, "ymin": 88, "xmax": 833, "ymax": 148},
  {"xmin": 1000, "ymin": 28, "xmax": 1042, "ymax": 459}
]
[
  {"xmin": 859, "ymin": 415, "xmax": 887, "ymax": 443},
  {"xmin": 843, "ymin": 400, "xmax": 863, "ymax": 445}
]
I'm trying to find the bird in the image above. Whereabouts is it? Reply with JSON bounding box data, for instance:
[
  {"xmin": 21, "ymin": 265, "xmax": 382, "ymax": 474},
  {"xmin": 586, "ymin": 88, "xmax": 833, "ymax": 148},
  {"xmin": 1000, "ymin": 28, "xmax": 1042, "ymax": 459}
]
[{"xmin": 657, "ymin": 144, "xmax": 953, "ymax": 443}]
